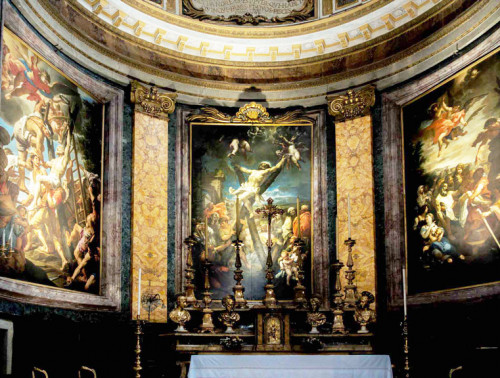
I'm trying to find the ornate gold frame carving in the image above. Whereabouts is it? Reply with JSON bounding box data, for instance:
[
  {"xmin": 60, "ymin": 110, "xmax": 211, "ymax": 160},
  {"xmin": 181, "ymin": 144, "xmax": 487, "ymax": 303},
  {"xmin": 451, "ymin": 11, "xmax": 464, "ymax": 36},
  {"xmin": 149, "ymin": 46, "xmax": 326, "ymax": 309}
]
[
  {"xmin": 187, "ymin": 102, "xmax": 313, "ymax": 124},
  {"xmin": 182, "ymin": 0, "xmax": 314, "ymax": 25},
  {"xmin": 131, "ymin": 81, "xmax": 177, "ymax": 119},
  {"xmin": 327, "ymin": 85, "xmax": 375, "ymax": 121}
]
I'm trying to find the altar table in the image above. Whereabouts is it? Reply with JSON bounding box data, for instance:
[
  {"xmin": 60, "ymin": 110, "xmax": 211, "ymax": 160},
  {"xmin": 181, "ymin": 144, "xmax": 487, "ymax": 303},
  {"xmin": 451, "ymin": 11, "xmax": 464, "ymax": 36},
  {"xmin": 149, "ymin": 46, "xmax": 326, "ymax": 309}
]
[{"xmin": 188, "ymin": 354, "xmax": 393, "ymax": 378}]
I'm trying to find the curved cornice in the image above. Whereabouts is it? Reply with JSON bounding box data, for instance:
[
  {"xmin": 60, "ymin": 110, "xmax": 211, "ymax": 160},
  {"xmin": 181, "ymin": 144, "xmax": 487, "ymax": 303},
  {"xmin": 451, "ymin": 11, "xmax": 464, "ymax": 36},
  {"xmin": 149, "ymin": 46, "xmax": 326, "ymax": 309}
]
[
  {"xmin": 8, "ymin": 0, "xmax": 500, "ymax": 106},
  {"xmin": 70, "ymin": 0, "xmax": 449, "ymax": 63},
  {"xmin": 120, "ymin": 0, "xmax": 392, "ymax": 39}
]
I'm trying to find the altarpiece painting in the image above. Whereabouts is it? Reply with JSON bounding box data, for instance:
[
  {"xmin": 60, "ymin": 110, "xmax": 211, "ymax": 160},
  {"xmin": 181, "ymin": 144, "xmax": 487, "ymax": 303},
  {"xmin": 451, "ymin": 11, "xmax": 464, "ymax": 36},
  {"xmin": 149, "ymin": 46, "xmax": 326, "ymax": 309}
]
[
  {"xmin": 0, "ymin": 28, "xmax": 103, "ymax": 294},
  {"xmin": 402, "ymin": 49, "xmax": 500, "ymax": 295},
  {"xmin": 188, "ymin": 105, "xmax": 313, "ymax": 301}
]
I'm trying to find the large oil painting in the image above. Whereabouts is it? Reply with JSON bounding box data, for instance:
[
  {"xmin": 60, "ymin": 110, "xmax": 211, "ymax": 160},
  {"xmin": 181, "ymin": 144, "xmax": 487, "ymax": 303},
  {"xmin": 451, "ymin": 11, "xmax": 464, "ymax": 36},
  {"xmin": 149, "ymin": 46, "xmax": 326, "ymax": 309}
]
[
  {"xmin": 0, "ymin": 28, "xmax": 102, "ymax": 294},
  {"xmin": 190, "ymin": 121, "xmax": 312, "ymax": 300},
  {"xmin": 403, "ymin": 49, "xmax": 500, "ymax": 294}
]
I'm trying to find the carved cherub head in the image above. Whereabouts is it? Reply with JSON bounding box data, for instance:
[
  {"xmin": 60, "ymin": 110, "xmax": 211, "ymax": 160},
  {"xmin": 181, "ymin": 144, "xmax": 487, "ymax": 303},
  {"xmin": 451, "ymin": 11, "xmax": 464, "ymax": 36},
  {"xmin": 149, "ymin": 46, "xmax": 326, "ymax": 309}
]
[
  {"xmin": 176, "ymin": 293, "xmax": 187, "ymax": 310},
  {"xmin": 357, "ymin": 291, "xmax": 375, "ymax": 310},
  {"xmin": 222, "ymin": 295, "xmax": 236, "ymax": 312},
  {"xmin": 309, "ymin": 295, "xmax": 322, "ymax": 312}
]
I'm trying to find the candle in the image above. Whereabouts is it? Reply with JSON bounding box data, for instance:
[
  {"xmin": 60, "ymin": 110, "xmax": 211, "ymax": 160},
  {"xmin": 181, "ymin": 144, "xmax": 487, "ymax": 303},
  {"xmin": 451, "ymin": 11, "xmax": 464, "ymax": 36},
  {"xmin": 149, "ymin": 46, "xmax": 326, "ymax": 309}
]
[
  {"xmin": 402, "ymin": 268, "xmax": 407, "ymax": 317},
  {"xmin": 235, "ymin": 196, "xmax": 240, "ymax": 239},
  {"xmin": 335, "ymin": 216, "xmax": 339, "ymax": 259},
  {"xmin": 205, "ymin": 216, "xmax": 209, "ymax": 259},
  {"xmin": 8, "ymin": 226, "xmax": 13, "ymax": 246},
  {"xmin": 137, "ymin": 268, "xmax": 142, "ymax": 317},
  {"xmin": 2, "ymin": 229, "xmax": 4, "ymax": 247},
  {"xmin": 347, "ymin": 194, "xmax": 351, "ymax": 239},
  {"xmin": 296, "ymin": 196, "xmax": 301, "ymax": 238}
]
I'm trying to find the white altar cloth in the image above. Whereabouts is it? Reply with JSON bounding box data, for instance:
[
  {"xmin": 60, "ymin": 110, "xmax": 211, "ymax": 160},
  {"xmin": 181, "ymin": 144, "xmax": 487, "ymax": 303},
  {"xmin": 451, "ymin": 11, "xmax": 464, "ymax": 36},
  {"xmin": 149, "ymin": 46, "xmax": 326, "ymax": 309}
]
[{"xmin": 188, "ymin": 355, "xmax": 393, "ymax": 378}]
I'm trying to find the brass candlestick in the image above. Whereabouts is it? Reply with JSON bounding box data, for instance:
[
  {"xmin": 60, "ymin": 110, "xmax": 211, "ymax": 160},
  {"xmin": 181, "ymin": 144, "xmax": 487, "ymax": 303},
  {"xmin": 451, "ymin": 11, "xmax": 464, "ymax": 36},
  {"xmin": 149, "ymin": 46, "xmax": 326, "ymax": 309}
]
[
  {"xmin": 331, "ymin": 260, "xmax": 347, "ymax": 334},
  {"xmin": 402, "ymin": 315, "xmax": 410, "ymax": 377},
  {"xmin": 183, "ymin": 236, "xmax": 198, "ymax": 307},
  {"xmin": 133, "ymin": 317, "xmax": 143, "ymax": 378},
  {"xmin": 293, "ymin": 237, "xmax": 307, "ymax": 308},
  {"xmin": 232, "ymin": 238, "xmax": 248, "ymax": 308},
  {"xmin": 199, "ymin": 260, "xmax": 215, "ymax": 333},
  {"xmin": 343, "ymin": 238, "xmax": 358, "ymax": 309},
  {"xmin": 256, "ymin": 198, "xmax": 284, "ymax": 308}
]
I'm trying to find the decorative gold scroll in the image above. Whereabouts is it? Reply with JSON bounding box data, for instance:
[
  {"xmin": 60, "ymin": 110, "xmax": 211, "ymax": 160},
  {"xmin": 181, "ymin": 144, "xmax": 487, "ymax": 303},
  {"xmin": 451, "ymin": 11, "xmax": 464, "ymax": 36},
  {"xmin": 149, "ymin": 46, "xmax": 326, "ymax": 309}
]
[
  {"xmin": 327, "ymin": 86, "xmax": 375, "ymax": 121},
  {"xmin": 187, "ymin": 102, "xmax": 313, "ymax": 124},
  {"xmin": 182, "ymin": 0, "xmax": 314, "ymax": 25},
  {"xmin": 131, "ymin": 81, "xmax": 177, "ymax": 119}
]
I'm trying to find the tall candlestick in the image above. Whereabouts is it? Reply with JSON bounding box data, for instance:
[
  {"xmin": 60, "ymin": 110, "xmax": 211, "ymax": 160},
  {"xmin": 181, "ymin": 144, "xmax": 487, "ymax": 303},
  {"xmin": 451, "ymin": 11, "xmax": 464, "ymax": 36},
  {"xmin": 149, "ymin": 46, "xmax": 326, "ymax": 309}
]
[
  {"xmin": 137, "ymin": 268, "xmax": 142, "ymax": 317},
  {"xmin": 402, "ymin": 268, "xmax": 407, "ymax": 317},
  {"xmin": 296, "ymin": 196, "xmax": 301, "ymax": 238},
  {"xmin": 347, "ymin": 194, "xmax": 351, "ymax": 239},
  {"xmin": 235, "ymin": 196, "xmax": 240, "ymax": 239}
]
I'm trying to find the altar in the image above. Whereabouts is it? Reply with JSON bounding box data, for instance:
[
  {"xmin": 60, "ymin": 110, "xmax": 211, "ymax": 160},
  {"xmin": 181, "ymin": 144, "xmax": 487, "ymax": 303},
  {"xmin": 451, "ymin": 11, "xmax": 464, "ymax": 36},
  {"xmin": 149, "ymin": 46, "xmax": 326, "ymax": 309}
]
[{"xmin": 188, "ymin": 355, "xmax": 393, "ymax": 378}]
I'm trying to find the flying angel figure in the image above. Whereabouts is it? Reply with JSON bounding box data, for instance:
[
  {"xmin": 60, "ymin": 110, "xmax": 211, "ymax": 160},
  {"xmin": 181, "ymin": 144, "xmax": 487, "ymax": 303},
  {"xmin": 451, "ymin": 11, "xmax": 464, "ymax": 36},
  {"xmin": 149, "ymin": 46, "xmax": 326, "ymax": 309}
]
[
  {"xmin": 275, "ymin": 135, "xmax": 305, "ymax": 170},
  {"xmin": 227, "ymin": 138, "xmax": 253, "ymax": 160}
]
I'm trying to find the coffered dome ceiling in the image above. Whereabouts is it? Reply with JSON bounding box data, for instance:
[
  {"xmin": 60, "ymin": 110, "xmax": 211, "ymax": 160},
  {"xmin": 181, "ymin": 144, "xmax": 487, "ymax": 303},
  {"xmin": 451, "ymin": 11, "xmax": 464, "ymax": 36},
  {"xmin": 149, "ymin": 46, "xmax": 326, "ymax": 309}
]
[{"xmin": 12, "ymin": 0, "xmax": 500, "ymax": 106}]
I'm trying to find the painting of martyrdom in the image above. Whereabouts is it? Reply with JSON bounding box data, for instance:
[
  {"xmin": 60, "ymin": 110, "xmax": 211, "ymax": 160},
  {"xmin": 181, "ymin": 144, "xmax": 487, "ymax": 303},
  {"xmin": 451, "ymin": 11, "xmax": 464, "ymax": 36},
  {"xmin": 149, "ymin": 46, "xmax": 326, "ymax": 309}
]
[
  {"xmin": 0, "ymin": 28, "xmax": 102, "ymax": 294},
  {"xmin": 191, "ymin": 123, "xmax": 312, "ymax": 300},
  {"xmin": 403, "ymin": 50, "xmax": 500, "ymax": 294}
]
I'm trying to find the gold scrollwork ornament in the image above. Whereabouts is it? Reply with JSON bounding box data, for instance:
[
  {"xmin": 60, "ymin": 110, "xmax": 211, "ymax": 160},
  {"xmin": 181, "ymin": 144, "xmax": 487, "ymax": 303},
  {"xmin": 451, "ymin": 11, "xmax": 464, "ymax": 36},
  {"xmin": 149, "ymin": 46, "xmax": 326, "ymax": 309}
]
[
  {"xmin": 131, "ymin": 81, "xmax": 177, "ymax": 119},
  {"xmin": 187, "ymin": 102, "xmax": 313, "ymax": 124},
  {"xmin": 327, "ymin": 85, "xmax": 375, "ymax": 121}
]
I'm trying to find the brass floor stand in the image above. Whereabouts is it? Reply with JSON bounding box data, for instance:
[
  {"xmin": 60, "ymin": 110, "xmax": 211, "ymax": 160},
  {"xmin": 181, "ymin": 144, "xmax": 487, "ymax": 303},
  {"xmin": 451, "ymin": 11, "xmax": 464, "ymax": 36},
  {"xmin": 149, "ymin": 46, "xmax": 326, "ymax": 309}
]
[{"xmin": 133, "ymin": 317, "xmax": 143, "ymax": 378}]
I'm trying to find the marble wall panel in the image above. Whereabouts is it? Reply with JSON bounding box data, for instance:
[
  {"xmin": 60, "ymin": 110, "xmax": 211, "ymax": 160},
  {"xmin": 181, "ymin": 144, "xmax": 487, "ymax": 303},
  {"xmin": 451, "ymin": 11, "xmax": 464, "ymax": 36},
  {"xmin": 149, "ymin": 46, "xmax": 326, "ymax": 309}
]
[
  {"xmin": 335, "ymin": 115, "xmax": 376, "ymax": 302},
  {"xmin": 132, "ymin": 112, "xmax": 169, "ymax": 322}
]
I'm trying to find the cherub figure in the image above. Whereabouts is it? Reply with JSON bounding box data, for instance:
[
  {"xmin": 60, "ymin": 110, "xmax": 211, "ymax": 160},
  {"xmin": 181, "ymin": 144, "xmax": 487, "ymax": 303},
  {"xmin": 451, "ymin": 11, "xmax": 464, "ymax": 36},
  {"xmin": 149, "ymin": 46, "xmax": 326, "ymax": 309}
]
[
  {"xmin": 307, "ymin": 295, "xmax": 326, "ymax": 334},
  {"xmin": 218, "ymin": 295, "xmax": 240, "ymax": 333},
  {"xmin": 354, "ymin": 291, "xmax": 375, "ymax": 334},
  {"xmin": 276, "ymin": 135, "xmax": 304, "ymax": 170},
  {"xmin": 169, "ymin": 294, "xmax": 191, "ymax": 333}
]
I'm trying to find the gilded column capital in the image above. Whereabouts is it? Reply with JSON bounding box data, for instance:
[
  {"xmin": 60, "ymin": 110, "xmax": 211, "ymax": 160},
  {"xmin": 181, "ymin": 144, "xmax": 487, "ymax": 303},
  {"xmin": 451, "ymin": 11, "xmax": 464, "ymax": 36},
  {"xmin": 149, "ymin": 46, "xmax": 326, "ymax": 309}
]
[
  {"xmin": 327, "ymin": 85, "xmax": 375, "ymax": 121},
  {"xmin": 131, "ymin": 81, "xmax": 177, "ymax": 119}
]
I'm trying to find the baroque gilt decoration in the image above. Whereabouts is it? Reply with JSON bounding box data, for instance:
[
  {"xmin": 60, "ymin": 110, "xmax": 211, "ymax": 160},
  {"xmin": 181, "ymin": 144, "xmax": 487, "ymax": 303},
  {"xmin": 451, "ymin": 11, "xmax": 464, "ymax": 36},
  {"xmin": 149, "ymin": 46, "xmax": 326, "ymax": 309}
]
[
  {"xmin": 327, "ymin": 86, "xmax": 375, "ymax": 121},
  {"xmin": 131, "ymin": 81, "xmax": 177, "ymax": 119},
  {"xmin": 182, "ymin": 0, "xmax": 314, "ymax": 25},
  {"xmin": 187, "ymin": 102, "xmax": 313, "ymax": 124}
]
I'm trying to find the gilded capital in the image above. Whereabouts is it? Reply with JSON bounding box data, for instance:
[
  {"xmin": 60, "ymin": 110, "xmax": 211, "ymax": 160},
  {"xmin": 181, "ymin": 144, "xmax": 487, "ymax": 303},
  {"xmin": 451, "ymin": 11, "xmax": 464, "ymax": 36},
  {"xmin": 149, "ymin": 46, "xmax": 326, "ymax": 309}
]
[
  {"xmin": 327, "ymin": 85, "xmax": 375, "ymax": 121},
  {"xmin": 131, "ymin": 81, "xmax": 177, "ymax": 119}
]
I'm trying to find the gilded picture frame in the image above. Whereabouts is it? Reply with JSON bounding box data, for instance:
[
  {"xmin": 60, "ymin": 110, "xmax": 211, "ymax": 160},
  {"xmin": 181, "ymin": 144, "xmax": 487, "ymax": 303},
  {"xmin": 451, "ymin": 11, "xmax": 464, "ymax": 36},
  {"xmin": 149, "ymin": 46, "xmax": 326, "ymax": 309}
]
[{"xmin": 175, "ymin": 104, "xmax": 330, "ymax": 306}]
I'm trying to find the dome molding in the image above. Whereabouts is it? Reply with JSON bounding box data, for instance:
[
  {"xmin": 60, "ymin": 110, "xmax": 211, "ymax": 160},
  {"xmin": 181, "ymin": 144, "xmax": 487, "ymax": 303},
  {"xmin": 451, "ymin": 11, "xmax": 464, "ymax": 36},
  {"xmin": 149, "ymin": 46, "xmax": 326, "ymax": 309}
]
[{"xmin": 7, "ymin": 0, "xmax": 500, "ymax": 106}]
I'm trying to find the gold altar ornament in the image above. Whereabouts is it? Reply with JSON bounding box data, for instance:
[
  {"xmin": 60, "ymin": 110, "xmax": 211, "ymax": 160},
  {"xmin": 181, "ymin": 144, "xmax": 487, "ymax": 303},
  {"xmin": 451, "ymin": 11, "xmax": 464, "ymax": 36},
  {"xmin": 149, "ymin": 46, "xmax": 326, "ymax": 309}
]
[
  {"xmin": 169, "ymin": 294, "xmax": 191, "ymax": 333},
  {"xmin": 183, "ymin": 236, "xmax": 198, "ymax": 307},
  {"xmin": 327, "ymin": 85, "xmax": 375, "ymax": 121},
  {"xmin": 187, "ymin": 102, "xmax": 313, "ymax": 125},
  {"xmin": 307, "ymin": 295, "xmax": 326, "ymax": 334},
  {"xmin": 130, "ymin": 81, "xmax": 177, "ymax": 119},
  {"xmin": 256, "ymin": 198, "xmax": 284, "ymax": 308},
  {"xmin": 354, "ymin": 291, "xmax": 375, "ymax": 334},
  {"xmin": 218, "ymin": 295, "xmax": 241, "ymax": 333}
]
